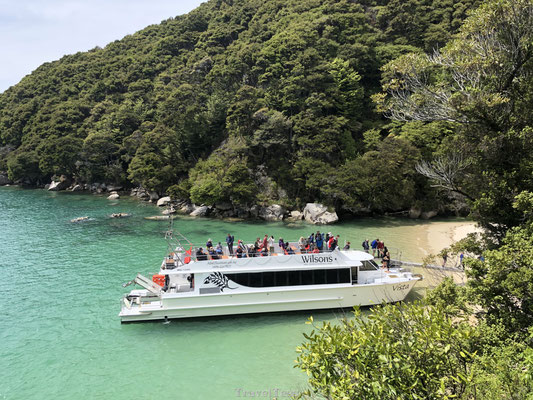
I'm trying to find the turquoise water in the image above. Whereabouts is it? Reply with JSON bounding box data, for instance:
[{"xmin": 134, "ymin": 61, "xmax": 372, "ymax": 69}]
[{"xmin": 0, "ymin": 187, "xmax": 461, "ymax": 399}]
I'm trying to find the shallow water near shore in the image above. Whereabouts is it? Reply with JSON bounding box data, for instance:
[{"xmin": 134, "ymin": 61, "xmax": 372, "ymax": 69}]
[{"xmin": 0, "ymin": 186, "xmax": 474, "ymax": 399}]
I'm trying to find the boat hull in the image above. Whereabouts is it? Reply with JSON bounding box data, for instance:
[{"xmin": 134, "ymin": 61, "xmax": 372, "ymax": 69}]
[{"xmin": 119, "ymin": 279, "xmax": 418, "ymax": 322}]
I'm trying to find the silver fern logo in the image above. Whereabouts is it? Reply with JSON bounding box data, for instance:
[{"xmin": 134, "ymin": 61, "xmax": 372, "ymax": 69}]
[{"xmin": 203, "ymin": 272, "xmax": 235, "ymax": 292}]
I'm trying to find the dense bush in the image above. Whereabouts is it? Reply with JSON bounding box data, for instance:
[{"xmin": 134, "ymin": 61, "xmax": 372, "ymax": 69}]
[{"xmin": 0, "ymin": 0, "xmax": 478, "ymax": 214}]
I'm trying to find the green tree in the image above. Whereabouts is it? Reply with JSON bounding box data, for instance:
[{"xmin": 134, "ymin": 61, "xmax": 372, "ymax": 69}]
[
  {"xmin": 189, "ymin": 137, "xmax": 256, "ymax": 206},
  {"xmin": 376, "ymin": 0, "xmax": 533, "ymax": 240},
  {"xmin": 465, "ymin": 222, "xmax": 533, "ymax": 338},
  {"xmin": 127, "ymin": 125, "xmax": 187, "ymax": 193},
  {"xmin": 296, "ymin": 302, "xmax": 476, "ymax": 399}
]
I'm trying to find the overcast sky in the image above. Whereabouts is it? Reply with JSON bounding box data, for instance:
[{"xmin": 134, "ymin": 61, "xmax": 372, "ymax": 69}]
[{"xmin": 0, "ymin": 0, "xmax": 205, "ymax": 93}]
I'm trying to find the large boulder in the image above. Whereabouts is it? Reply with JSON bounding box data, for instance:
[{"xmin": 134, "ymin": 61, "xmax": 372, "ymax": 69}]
[
  {"xmin": 259, "ymin": 204, "xmax": 286, "ymax": 221},
  {"xmin": 107, "ymin": 193, "xmax": 120, "ymax": 200},
  {"xmin": 303, "ymin": 203, "xmax": 339, "ymax": 225},
  {"xmin": 179, "ymin": 203, "xmax": 195, "ymax": 214},
  {"xmin": 0, "ymin": 174, "xmax": 12, "ymax": 185},
  {"xmin": 190, "ymin": 205, "xmax": 210, "ymax": 217},
  {"xmin": 70, "ymin": 184, "xmax": 83, "ymax": 192},
  {"xmin": 156, "ymin": 196, "xmax": 171, "ymax": 207},
  {"xmin": 291, "ymin": 210, "xmax": 303, "ymax": 220},
  {"xmin": 136, "ymin": 189, "xmax": 150, "ymax": 200},
  {"xmin": 48, "ymin": 180, "xmax": 70, "ymax": 191}
]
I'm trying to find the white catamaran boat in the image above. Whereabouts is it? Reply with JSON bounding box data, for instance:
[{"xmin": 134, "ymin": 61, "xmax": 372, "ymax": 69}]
[{"xmin": 119, "ymin": 234, "xmax": 421, "ymax": 322}]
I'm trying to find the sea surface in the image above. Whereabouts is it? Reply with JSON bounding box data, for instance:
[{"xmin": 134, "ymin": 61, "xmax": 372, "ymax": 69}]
[{"xmin": 0, "ymin": 186, "xmax": 468, "ymax": 399}]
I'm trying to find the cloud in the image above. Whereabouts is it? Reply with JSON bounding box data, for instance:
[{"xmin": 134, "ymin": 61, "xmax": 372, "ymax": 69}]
[{"xmin": 0, "ymin": 0, "xmax": 205, "ymax": 92}]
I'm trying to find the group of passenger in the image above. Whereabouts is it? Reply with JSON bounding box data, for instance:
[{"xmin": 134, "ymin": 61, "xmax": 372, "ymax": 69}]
[
  {"xmin": 194, "ymin": 231, "xmax": 350, "ymax": 260},
  {"xmin": 293, "ymin": 231, "xmax": 346, "ymax": 253},
  {"xmin": 194, "ymin": 232, "xmax": 393, "ymax": 270},
  {"xmin": 361, "ymin": 238, "xmax": 391, "ymax": 271}
]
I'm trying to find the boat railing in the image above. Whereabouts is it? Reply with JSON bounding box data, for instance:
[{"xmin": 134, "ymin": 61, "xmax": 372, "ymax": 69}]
[{"xmin": 163, "ymin": 239, "xmax": 403, "ymax": 267}]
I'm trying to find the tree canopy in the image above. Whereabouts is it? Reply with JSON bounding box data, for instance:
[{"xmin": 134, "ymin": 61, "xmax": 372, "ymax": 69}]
[{"xmin": 0, "ymin": 0, "xmax": 479, "ymax": 216}]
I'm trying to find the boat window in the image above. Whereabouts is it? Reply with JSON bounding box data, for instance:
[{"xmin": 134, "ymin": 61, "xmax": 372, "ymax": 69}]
[
  {"xmin": 339, "ymin": 268, "xmax": 350, "ymax": 283},
  {"xmin": 326, "ymin": 269, "xmax": 338, "ymax": 284},
  {"xmin": 360, "ymin": 260, "xmax": 379, "ymax": 271},
  {"xmin": 288, "ymin": 270, "xmax": 301, "ymax": 286},
  {"xmin": 225, "ymin": 268, "xmax": 351, "ymax": 288},
  {"xmin": 313, "ymin": 269, "xmax": 326, "ymax": 285},
  {"xmin": 248, "ymin": 272, "xmax": 263, "ymax": 287},
  {"xmin": 263, "ymin": 272, "xmax": 275, "ymax": 287},
  {"xmin": 302, "ymin": 270, "xmax": 314, "ymax": 285},
  {"xmin": 275, "ymin": 271, "xmax": 289, "ymax": 286}
]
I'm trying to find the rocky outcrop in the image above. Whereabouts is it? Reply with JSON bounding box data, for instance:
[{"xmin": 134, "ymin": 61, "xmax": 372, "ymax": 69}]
[
  {"xmin": 48, "ymin": 179, "xmax": 71, "ymax": 191},
  {"xmin": 70, "ymin": 184, "xmax": 83, "ymax": 192},
  {"xmin": 156, "ymin": 196, "xmax": 171, "ymax": 207},
  {"xmin": 179, "ymin": 203, "xmax": 195, "ymax": 214},
  {"xmin": 259, "ymin": 204, "xmax": 286, "ymax": 221},
  {"xmin": 161, "ymin": 208, "xmax": 176, "ymax": 215},
  {"xmin": 111, "ymin": 213, "xmax": 130, "ymax": 218},
  {"xmin": 291, "ymin": 210, "xmax": 303, "ymax": 220},
  {"xmin": 0, "ymin": 174, "xmax": 12, "ymax": 185},
  {"xmin": 303, "ymin": 203, "xmax": 339, "ymax": 225},
  {"xmin": 130, "ymin": 187, "xmax": 150, "ymax": 200},
  {"xmin": 190, "ymin": 205, "xmax": 210, "ymax": 217}
]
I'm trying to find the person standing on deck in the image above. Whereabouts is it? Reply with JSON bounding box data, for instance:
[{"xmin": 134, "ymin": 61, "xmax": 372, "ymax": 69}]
[
  {"xmin": 262, "ymin": 234, "xmax": 268, "ymax": 250},
  {"xmin": 371, "ymin": 238, "xmax": 378, "ymax": 257},
  {"xmin": 268, "ymin": 235, "xmax": 275, "ymax": 254},
  {"xmin": 343, "ymin": 241, "xmax": 351, "ymax": 250},
  {"xmin": 316, "ymin": 231, "xmax": 323, "ymax": 251},
  {"xmin": 226, "ymin": 233, "xmax": 235, "ymax": 256},
  {"xmin": 333, "ymin": 235, "xmax": 340, "ymax": 250},
  {"xmin": 279, "ymin": 237, "xmax": 285, "ymax": 250},
  {"xmin": 362, "ymin": 239, "xmax": 370, "ymax": 253},
  {"xmin": 298, "ymin": 236, "xmax": 306, "ymax": 252},
  {"xmin": 382, "ymin": 247, "xmax": 391, "ymax": 271},
  {"xmin": 308, "ymin": 232, "xmax": 315, "ymax": 245},
  {"xmin": 327, "ymin": 235, "xmax": 335, "ymax": 251},
  {"xmin": 377, "ymin": 240, "xmax": 384, "ymax": 258}
]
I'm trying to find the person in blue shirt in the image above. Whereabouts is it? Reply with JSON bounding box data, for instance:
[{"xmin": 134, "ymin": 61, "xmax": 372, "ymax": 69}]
[
  {"xmin": 371, "ymin": 238, "xmax": 379, "ymax": 257},
  {"xmin": 226, "ymin": 233, "xmax": 234, "ymax": 255},
  {"xmin": 316, "ymin": 231, "xmax": 323, "ymax": 251}
]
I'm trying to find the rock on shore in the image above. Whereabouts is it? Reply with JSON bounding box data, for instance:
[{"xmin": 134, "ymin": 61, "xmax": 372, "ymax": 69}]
[{"xmin": 303, "ymin": 203, "xmax": 339, "ymax": 225}]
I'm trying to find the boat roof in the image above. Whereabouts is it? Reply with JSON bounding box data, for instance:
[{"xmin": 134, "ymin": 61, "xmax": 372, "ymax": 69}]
[{"xmin": 164, "ymin": 250, "xmax": 374, "ymax": 274}]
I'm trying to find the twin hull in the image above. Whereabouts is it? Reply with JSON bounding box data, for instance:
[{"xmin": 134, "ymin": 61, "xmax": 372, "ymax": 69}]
[{"xmin": 119, "ymin": 279, "xmax": 417, "ymax": 322}]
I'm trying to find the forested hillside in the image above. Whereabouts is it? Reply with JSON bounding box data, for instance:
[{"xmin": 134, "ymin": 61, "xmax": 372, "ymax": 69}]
[{"xmin": 0, "ymin": 0, "xmax": 479, "ymax": 215}]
